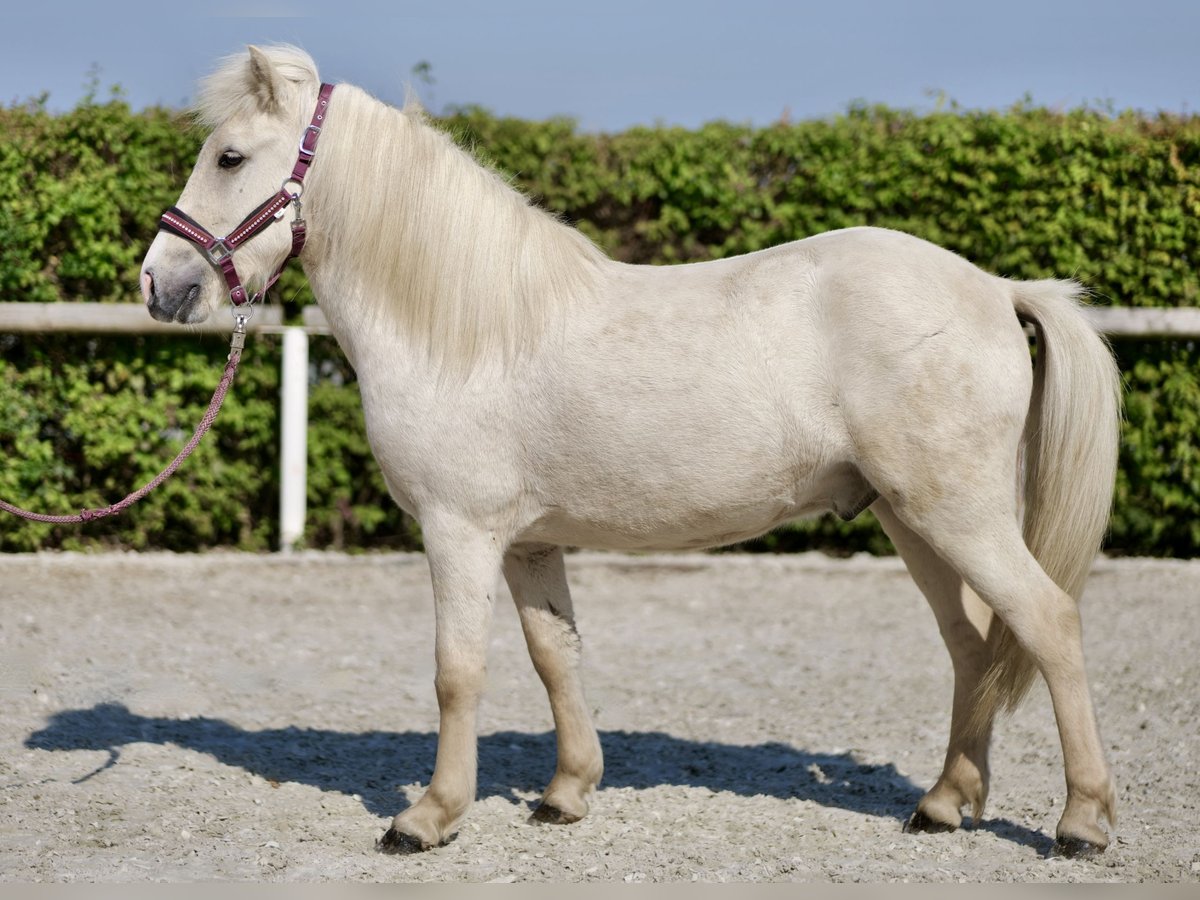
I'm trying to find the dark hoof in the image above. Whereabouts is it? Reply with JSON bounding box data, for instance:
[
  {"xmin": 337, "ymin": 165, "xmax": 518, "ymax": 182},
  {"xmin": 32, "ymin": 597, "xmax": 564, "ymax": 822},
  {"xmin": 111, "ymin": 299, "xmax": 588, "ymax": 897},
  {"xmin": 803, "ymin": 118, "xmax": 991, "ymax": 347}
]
[
  {"xmin": 376, "ymin": 827, "xmax": 432, "ymax": 855},
  {"xmin": 529, "ymin": 803, "xmax": 579, "ymax": 825},
  {"xmin": 1051, "ymin": 836, "xmax": 1106, "ymax": 859},
  {"xmin": 904, "ymin": 810, "xmax": 957, "ymax": 834}
]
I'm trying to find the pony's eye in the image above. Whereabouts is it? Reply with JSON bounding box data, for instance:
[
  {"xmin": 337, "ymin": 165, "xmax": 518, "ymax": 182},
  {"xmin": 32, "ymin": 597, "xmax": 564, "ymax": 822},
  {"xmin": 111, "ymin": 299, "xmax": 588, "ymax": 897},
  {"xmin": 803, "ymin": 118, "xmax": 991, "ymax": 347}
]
[{"xmin": 218, "ymin": 150, "xmax": 245, "ymax": 170}]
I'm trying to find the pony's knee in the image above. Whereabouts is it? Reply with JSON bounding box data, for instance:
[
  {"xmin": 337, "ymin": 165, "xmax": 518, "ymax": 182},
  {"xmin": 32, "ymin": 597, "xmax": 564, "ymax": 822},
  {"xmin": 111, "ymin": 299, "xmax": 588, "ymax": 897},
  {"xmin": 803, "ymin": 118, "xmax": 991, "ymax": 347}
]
[{"xmin": 434, "ymin": 660, "xmax": 488, "ymax": 708}]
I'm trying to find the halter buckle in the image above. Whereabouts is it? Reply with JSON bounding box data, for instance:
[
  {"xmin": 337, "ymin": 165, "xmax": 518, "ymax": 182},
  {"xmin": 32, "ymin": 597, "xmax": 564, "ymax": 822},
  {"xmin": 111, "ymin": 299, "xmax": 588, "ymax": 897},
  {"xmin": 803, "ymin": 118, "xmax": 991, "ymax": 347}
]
[{"xmin": 299, "ymin": 124, "xmax": 322, "ymax": 158}]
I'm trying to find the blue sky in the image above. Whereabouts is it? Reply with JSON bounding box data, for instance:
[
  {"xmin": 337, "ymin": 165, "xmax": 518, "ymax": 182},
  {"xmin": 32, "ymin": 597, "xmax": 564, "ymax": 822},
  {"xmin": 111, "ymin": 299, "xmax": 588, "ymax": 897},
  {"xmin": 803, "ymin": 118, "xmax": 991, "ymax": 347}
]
[{"xmin": 4, "ymin": 2, "xmax": 1198, "ymax": 131}]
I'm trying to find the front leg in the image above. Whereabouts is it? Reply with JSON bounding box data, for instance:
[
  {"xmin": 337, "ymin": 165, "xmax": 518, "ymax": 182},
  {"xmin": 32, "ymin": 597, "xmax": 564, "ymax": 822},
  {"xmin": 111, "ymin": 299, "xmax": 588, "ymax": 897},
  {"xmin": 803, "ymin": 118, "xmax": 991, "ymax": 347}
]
[
  {"xmin": 503, "ymin": 544, "xmax": 603, "ymax": 824},
  {"xmin": 379, "ymin": 520, "xmax": 504, "ymax": 853}
]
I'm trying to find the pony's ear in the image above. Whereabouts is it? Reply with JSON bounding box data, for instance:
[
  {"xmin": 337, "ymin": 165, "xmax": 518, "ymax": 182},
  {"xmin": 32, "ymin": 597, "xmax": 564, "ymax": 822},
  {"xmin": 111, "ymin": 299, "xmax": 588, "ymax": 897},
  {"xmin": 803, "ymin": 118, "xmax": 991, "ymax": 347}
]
[{"xmin": 247, "ymin": 45, "xmax": 284, "ymax": 113}]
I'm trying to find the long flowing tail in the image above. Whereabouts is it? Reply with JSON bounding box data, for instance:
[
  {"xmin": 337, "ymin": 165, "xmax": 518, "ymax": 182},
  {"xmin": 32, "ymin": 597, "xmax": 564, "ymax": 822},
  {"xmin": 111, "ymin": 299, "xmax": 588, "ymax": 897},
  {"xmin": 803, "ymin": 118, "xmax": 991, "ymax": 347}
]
[{"xmin": 973, "ymin": 279, "xmax": 1122, "ymax": 725}]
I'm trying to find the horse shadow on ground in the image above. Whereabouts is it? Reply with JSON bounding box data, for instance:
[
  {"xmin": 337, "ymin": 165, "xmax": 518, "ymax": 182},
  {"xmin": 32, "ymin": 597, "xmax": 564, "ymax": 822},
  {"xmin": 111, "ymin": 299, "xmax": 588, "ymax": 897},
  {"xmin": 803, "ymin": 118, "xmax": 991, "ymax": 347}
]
[{"xmin": 24, "ymin": 702, "xmax": 1051, "ymax": 852}]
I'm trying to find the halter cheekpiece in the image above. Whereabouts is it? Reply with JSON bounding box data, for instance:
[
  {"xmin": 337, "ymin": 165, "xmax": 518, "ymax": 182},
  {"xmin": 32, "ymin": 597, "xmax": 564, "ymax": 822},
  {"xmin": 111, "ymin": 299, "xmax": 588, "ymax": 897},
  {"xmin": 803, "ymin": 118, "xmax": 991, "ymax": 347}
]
[{"xmin": 158, "ymin": 82, "xmax": 335, "ymax": 308}]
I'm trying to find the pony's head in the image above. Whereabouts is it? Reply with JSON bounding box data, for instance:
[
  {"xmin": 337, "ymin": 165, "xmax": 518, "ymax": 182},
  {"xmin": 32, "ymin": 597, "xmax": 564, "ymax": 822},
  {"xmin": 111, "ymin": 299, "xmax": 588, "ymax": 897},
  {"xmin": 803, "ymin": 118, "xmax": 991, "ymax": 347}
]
[{"xmin": 140, "ymin": 45, "xmax": 320, "ymax": 323}]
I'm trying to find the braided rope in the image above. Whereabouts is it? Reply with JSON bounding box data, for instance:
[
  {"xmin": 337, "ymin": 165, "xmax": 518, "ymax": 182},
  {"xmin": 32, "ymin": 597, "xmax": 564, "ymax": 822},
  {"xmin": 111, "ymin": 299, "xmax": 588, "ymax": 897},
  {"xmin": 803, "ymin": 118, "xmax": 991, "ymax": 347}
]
[{"xmin": 0, "ymin": 348, "xmax": 242, "ymax": 525}]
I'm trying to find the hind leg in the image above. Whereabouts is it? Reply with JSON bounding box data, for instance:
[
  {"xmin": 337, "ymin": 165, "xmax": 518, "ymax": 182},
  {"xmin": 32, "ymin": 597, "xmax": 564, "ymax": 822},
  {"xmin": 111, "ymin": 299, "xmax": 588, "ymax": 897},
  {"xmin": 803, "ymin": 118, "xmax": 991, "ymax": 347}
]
[
  {"xmin": 954, "ymin": 536, "xmax": 1115, "ymax": 854},
  {"xmin": 873, "ymin": 497, "xmax": 995, "ymax": 832},
  {"xmin": 885, "ymin": 493, "xmax": 1115, "ymax": 853},
  {"xmin": 503, "ymin": 544, "xmax": 603, "ymax": 824}
]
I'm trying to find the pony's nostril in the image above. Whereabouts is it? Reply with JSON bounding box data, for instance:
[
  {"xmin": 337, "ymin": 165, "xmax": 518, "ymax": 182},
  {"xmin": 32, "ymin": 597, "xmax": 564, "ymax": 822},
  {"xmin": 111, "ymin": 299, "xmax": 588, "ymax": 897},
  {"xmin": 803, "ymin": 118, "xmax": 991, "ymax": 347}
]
[
  {"xmin": 186, "ymin": 284, "xmax": 201, "ymax": 303},
  {"xmin": 141, "ymin": 271, "xmax": 155, "ymax": 306}
]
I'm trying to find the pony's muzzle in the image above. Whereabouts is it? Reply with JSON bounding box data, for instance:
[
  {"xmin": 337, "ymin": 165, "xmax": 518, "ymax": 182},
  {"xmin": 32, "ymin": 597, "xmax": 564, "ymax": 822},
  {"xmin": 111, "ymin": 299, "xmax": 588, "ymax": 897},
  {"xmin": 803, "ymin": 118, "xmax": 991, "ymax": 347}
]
[{"xmin": 142, "ymin": 264, "xmax": 206, "ymax": 324}]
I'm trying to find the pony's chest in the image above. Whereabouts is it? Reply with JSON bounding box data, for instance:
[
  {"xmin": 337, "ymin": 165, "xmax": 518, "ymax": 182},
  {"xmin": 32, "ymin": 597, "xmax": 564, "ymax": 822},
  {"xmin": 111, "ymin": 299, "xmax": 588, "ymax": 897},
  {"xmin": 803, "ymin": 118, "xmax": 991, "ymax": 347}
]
[{"xmin": 354, "ymin": 371, "xmax": 524, "ymax": 512}]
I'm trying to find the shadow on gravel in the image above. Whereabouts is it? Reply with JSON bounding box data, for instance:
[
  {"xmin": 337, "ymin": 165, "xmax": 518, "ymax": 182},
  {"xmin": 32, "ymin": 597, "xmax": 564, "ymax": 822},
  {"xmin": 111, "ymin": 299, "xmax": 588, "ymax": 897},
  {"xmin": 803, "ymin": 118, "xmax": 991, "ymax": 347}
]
[{"xmin": 25, "ymin": 702, "xmax": 1046, "ymax": 850}]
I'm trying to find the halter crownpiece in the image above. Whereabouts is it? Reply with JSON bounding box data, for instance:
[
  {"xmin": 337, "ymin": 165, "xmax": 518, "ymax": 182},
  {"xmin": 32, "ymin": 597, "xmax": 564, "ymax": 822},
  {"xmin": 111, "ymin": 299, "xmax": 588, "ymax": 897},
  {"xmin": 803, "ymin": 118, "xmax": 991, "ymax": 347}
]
[{"xmin": 158, "ymin": 82, "xmax": 335, "ymax": 307}]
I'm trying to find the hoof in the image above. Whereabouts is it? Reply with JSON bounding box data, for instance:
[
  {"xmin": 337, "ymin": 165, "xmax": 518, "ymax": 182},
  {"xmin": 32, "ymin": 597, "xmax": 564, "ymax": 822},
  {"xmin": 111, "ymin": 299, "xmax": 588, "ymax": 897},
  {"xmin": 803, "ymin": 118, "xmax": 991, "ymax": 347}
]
[
  {"xmin": 904, "ymin": 810, "xmax": 957, "ymax": 834},
  {"xmin": 529, "ymin": 803, "xmax": 581, "ymax": 825},
  {"xmin": 376, "ymin": 827, "xmax": 434, "ymax": 854},
  {"xmin": 1051, "ymin": 835, "xmax": 1106, "ymax": 859}
]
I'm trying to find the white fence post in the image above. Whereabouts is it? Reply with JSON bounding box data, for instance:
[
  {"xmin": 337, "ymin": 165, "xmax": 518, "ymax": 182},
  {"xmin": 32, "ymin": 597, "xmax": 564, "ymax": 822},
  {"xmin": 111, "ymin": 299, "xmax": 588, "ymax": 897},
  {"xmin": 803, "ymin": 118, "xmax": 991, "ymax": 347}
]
[{"xmin": 279, "ymin": 326, "xmax": 309, "ymax": 552}]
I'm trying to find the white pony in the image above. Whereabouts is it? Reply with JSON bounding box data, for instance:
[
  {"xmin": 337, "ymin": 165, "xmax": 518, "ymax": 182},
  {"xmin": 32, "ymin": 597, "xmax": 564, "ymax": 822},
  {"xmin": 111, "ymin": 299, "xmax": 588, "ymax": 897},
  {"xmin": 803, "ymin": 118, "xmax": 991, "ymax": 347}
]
[{"xmin": 141, "ymin": 45, "xmax": 1121, "ymax": 857}]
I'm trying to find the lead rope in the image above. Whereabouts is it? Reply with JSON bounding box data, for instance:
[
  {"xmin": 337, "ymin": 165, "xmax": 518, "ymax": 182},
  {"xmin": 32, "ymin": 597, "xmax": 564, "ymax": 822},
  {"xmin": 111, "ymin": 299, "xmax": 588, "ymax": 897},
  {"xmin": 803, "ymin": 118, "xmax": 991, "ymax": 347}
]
[{"xmin": 0, "ymin": 315, "xmax": 249, "ymax": 525}]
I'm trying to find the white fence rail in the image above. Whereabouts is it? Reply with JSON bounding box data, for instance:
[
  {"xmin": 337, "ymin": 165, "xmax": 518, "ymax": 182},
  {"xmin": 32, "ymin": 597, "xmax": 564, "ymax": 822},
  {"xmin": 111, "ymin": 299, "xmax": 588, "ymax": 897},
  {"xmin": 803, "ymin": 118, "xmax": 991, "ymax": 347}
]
[
  {"xmin": 3, "ymin": 302, "xmax": 1198, "ymax": 551},
  {"xmin": 1081, "ymin": 306, "xmax": 1200, "ymax": 337}
]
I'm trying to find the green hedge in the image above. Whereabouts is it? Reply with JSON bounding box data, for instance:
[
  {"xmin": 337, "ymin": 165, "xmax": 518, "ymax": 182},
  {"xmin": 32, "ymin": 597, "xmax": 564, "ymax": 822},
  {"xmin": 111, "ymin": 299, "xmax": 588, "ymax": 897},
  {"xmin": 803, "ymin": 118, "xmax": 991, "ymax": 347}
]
[{"xmin": 1, "ymin": 93, "xmax": 1197, "ymax": 555}]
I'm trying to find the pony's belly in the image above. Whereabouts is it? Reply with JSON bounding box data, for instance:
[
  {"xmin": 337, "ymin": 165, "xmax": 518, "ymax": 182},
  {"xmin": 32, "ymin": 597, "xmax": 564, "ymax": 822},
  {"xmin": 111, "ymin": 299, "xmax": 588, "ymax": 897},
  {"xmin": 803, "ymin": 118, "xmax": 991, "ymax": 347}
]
[
  {"xmin": 519, "ymin": 465, "xmax": 872, "ymax": 552},
  {"xmin": 520, "ymin": 498, "xmax": 822, "ymax": 552}
]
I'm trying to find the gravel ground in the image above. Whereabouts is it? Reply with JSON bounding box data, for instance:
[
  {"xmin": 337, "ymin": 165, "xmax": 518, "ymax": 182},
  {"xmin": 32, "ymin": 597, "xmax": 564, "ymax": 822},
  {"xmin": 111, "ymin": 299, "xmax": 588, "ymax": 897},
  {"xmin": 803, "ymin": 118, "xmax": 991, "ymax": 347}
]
[{"xmin": 1, "ymin": 550, "xmax": 1197, "ymax": 883}]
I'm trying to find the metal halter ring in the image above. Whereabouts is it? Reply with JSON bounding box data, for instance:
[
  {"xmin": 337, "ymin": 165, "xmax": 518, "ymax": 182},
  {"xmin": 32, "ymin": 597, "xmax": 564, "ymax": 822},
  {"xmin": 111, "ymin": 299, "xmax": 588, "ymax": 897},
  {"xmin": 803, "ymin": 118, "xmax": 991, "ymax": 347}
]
[
  {"xmin": 206, "ymin": 239, "xmax": 233, "ymax": 264},
  {"xmin": 281, "ymin": 177, "xmax": 305, "ymax": 200},
  {"xmin": 230, "ymin": 293, "xmax": 256, "ymax": 319}
]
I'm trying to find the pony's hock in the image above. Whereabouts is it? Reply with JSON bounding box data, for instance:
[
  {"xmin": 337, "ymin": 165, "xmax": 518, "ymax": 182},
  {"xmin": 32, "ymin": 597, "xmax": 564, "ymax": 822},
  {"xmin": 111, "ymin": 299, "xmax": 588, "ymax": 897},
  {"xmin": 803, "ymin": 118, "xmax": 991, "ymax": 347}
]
[{"xmin": 141, "ymin": 45, "xmax": 1122, "ymax": 859}]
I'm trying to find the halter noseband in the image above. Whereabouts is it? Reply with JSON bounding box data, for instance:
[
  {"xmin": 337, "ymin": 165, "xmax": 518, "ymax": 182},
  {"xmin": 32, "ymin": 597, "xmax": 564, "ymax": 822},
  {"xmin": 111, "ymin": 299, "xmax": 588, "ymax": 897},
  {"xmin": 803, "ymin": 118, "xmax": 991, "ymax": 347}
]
[{"xmin": 158, "ymin": 82, "xmax": 335, "ymax": 308}]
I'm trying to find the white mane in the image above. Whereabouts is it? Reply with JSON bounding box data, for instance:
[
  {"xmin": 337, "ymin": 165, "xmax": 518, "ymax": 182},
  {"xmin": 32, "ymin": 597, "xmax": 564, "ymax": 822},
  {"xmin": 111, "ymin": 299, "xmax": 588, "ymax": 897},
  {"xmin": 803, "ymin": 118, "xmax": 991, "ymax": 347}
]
[{"xmin": 198, "ymin": 45, "xmax": 606, "ymax": 369}]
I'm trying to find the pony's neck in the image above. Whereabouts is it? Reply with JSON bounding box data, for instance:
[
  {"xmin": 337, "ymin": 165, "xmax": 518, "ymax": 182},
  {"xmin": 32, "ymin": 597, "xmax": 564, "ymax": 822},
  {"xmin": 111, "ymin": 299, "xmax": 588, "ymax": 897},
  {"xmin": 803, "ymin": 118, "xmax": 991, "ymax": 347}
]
[{"xmin": 304, "ymin": 85, "xmax": 605, "ymax": 369}]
